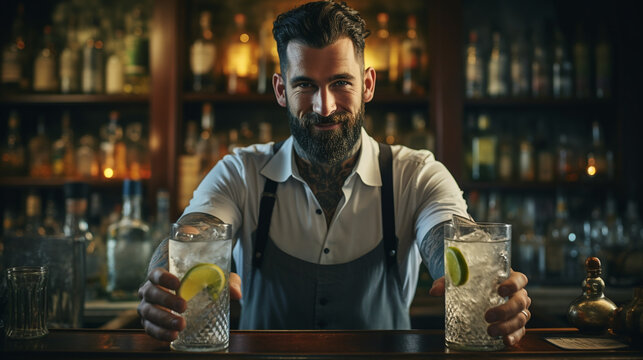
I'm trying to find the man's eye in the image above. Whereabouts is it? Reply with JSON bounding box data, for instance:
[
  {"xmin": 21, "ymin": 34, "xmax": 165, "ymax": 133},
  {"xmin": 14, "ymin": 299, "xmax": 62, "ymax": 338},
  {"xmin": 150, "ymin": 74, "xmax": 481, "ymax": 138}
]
[
  {"xmin": 333, "ymin": 80, "xmax": 350, "ymax": 87},
  {"xmin": 295, "ymin": 83, "xmax": 314, "ymax": 89}
]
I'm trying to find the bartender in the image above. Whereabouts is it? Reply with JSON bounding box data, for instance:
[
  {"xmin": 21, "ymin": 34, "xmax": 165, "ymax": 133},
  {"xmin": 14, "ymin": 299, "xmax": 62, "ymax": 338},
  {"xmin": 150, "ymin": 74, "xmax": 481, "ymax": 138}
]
[{"xmin": 138, "ymin": 0, "xmax": 531, "ymax": 346}]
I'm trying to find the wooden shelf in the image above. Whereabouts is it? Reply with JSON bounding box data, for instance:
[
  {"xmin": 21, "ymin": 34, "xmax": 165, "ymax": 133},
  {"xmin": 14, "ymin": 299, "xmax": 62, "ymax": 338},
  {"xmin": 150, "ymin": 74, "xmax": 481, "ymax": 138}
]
[
  {"xmin": 461, "ymin": 180, "xmax": 616, "ymax": 191},
  {"xmin": 0, "ymin": 94, "xmax": 149, "ymax": 105},
  {"xmin": 464, "ymin": 97, "xmax": 614, "ymax": 108},
  {"xmin": 0, "ymin": 177, "xmax": 147, "ymax": 188},
  {"xmin": 183, "ymin": 91, "xmax": 429, "ymax": 106}
]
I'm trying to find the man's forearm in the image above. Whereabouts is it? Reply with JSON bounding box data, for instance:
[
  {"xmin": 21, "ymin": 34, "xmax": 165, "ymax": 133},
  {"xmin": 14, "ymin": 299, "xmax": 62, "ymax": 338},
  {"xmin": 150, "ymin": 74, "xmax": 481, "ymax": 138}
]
[
  {"xmin": 147, "ymin": 212, "xmax": 223, "ymax": 275},
  {"xmin": 419, "ymin": 220, "xmax": 450, "ymax": 280}
]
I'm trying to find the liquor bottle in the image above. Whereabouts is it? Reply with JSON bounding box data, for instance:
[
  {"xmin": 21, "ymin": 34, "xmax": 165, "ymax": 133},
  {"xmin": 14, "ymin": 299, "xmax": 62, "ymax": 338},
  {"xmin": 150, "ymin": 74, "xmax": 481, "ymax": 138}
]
[
  {"xmin": 531, "ymin": 33, "xmax": 549, "ymax": 97},
  {"xmin": 190, "ymin": 11, "xmax": 217, "ymax": 92},
  {"xmin": 585, "ymin": 120, "xmax": 608, "ymax": 181},
  {"xmin": 150, "ymin": 189, "xmax": 170, "ymax": 251},
  {"xmin": 52, "ymin": 111, "xmax": 75, "ymax": 177},
  {"xmin": 471, "ymin": 114, "xmax": 497, "ymax": 181},
  {"xmin": 567, "ymin": 257, "xmax": 617, "ymax": 334},
  {"xmin": 258, "ymin": 122, "xmax": 273, "ymax": 144},
  {"xmin": 573, "ymin": 24, "xmax": 591, "ymax": 98},
  {"xmin": 365, "ymin": 13, "xmax": 392, "ymax": 90},
  {"xmin": 517, "ymin": 197, "xmax": 546, "ymax": 282},
  {"xmin": 546, "ymin": 193, "xmax": 571, "ymax": 281},
  {"xmin": 29, "ymin": 117, "xmax": 53, "ymax": 178},
  {"xmin": 224, "ymin": 13, "xmax": 258, "ymax": 94},
  {"xmin": 487, "ymin": 30, "xmax": 508, "ymax": 97},
  {"xmin": 603, "ymin": 195, "xmax": 626, "ymax": 282},
  {"xmin": 465, "ymin": 30, "xmax": 484, "ymax": 98},
  {"xmin": 106, "ymin": 179, "xmax": 151, "ymax": 300},
  {"xmin": 518, "ymin": 134, "xmax": 535, "ymax": 182},
  {"xmin": 87, "ymin": 191, "xmax": 108, "ymax": 297},
  {"xmin": 595, "ymin": 26, "xmax": 612, "ymax": 98},
  {"xmin": 497, "ymin": 119, "xmax": 514, "ymax": 182},
  {"xmin": 610, "ymin": 286, "xmax": 643, "ymax": 345},
  {"xmin": 405, "ymin": 112, "xmax": 435, "ymax": 152},
  {"xmin": 178, "ymin": 120, "xmax": 201, "ymax": 210},
  {"xmin": 384, "ymin": 113, "xmax": 399, "ymax": 145},
  {"xmin": 63, "ymin": 181, "xmax": 100, "ymax": 302},
  {"xmin": 124, "ymin": 5, "xmax": 150, "ymax": 94},
  {"xmin": 510, "ymin": 34, "xmax": 530, "ymax": 97},
  {"xmin": 552, "ymin": 30, "xmax": 573, "ymax": 98},
  {"xmin": 227, "ymin": 129, "xmax": 240, "ymax": 153},
  {"xmin": 400, "ymin": 15, "xmax": 426, "ymax": 95},
  {"xmin": 257, "ymin": 11, "xmax": 278, "ymax": 94},
  {"xmin": 33, "ymin": 25, "xmax": 58, "ymax": 92},
  {"xmin": 59, "ymin": 15, "xmax": 80, "ymax": 94},
  {"xmin": 1, "ymin": 110, "xmax": 26, "ymax": 176},
  {"xmin": 100, "ymin": 111, "xmax": 127, "ymax": 179},
  {"xmin": 42, "ymin": 194, "xmax": 62, "ymax": 236},
  {"xmin": 195, "ymin": 102, "xmax": 219, "ymax": 177},
  {"xmin": 535, "ymin": 119, "xmax": 554, "ymax": 182},
  {"xmin": 125, "ymin": 122, "xmax": 150, "ymax": 180},
  {"xmin": 76, "ymin": 134, "xmax": 99, "ymax": 178},
  {"xmin": 239, "ymin": 121, "xmax": 256, "ymax": 147},
  {"xmin": 1, "ymin": 3, "xmax": 28, "ymax": 91},
  {"xmin": 81, "ymin": 15, "xmax": 105, "ymax": 94},
  {"xmin": 105, "ymin": 28, "xmax": 125, "ymax": 94},
  {"xmin": 24, "ymin": 191, "xmax": 44, "ymax": 236},
  {"xmin": 556, "ymin": 133, "xmax": 575, "ymax": 182}
]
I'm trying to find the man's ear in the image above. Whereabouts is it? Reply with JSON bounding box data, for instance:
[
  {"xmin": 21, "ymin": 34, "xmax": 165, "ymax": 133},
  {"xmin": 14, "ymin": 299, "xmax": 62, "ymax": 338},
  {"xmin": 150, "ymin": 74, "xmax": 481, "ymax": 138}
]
[
  {"xmin": 273, "ymin": 73, "xmax": 287, "ymax": 107},
  {"xmin": 363, "ymin": 66, "xmax": 376, "ymax": 103}
]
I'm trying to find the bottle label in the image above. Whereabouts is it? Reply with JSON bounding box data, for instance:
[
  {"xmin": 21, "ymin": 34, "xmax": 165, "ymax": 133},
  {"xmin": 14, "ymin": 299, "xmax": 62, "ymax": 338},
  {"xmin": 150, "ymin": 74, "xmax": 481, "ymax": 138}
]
[
  {"xmin": 125, "ymin": 36, "xmax": 149, "ymax": 76},
  {"xmin": 1, "ymin": 50, "xmax": 21, "ymax": 83},
  {"xmin": 106, "ymin": 55, "xmax": 124, "ymax": 94},
  {"xmin": 34, "ymin": 54, "xmax": 57, "ymax": 91},
  {"xmin": 190, "ymin": 41, "xmax": 215, "ymax": 75}
]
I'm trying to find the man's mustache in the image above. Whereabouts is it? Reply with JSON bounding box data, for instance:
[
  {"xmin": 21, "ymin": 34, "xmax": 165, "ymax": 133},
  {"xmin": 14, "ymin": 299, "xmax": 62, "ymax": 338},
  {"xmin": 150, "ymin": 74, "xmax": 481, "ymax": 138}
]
[{"xmin": 301, "ymin": 112, "xmax": 351, "ymax": 126}]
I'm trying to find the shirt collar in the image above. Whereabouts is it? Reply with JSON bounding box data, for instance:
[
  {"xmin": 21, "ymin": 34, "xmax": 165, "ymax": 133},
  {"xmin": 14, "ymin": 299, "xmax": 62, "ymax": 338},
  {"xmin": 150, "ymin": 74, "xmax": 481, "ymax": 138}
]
[{"xmin": 259, "ymin": 128, "xmax": 382, "ymax": 187}]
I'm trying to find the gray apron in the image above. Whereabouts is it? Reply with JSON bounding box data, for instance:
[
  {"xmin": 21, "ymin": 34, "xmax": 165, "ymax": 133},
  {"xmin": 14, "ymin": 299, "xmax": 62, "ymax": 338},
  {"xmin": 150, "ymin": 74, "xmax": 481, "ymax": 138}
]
[{"xmin": 239, "ymin": 142, "xmax": 409, "ymax": 330}]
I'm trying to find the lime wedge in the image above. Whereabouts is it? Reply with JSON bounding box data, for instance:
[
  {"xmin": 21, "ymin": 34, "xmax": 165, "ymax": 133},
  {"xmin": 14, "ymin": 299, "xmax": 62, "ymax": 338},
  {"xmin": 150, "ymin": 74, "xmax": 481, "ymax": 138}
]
[
  {"xmin": 178, "ymin": 263, "xmax": 226, "ymax": 301},
  {"xmin": 446, "ymin": 246, "xmax": 469, "ymax": 286}
]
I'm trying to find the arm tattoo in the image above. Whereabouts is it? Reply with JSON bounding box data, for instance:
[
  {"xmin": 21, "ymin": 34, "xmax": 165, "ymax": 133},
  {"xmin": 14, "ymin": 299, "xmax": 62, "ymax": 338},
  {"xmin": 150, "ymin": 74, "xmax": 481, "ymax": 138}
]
[
  {"xmin": 419, "ymin": 220, "xmax": 451, "ymax": 280},
  {"xmin": 147, "ymin": 212, "xmax": 223, "ymax": 275},
  {"xmin": 295, "ymin": 153, "xmax": 359, "ymax": 228}
]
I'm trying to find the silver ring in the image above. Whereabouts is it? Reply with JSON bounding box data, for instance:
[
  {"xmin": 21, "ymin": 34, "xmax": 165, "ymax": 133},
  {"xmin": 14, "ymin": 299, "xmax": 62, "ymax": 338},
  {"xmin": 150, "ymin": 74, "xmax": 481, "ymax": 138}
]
[{"xmin": 520, "ymin": 309, "xmax": 530, "ymax": 321}]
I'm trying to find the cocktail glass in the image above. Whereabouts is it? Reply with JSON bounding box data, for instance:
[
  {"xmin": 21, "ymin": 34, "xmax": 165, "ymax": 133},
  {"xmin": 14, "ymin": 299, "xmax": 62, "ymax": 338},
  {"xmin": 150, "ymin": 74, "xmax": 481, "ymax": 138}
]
[{"xmin": 444, "ymin": 215, "xmax": 511, "ymax": 351}]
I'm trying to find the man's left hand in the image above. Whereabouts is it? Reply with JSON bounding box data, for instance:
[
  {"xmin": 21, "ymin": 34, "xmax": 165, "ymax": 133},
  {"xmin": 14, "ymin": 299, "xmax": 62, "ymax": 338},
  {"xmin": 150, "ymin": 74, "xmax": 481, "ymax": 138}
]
[{"xmin": 429, "ymin": 270, "xmax": 531, "ymax": 347}]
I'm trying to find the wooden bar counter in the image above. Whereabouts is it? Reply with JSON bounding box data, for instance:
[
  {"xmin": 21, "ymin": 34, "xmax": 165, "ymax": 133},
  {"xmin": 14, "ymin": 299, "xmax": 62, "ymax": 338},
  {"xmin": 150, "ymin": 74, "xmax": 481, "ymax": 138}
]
[{"xmin": 1, "ymin": 328, "xmax": 641, "ymax": 359}]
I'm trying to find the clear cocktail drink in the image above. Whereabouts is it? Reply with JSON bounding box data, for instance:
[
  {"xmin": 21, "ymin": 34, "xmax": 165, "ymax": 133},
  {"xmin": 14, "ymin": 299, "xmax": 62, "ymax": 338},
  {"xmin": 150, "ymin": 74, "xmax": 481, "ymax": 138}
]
[
  {"xmin": 169, "ymin": 222, "xmax": 232, "ymax": 352},
  {"xmin": 444, "ymin": 219, "xmax": 511, "ymax": 351}
]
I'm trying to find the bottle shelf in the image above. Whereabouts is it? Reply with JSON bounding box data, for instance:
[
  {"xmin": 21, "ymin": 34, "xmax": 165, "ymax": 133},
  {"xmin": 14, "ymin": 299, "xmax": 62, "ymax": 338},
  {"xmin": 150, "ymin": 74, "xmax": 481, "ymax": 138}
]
[
  {"xmin": 464, "ymin": 97, "xmax": 614, "ymax": 108},
  {"xmin": 0, "ymin": 177, "xmax": 146, "ymax": 188},
  {"xmin": 0, "ymin": 94, "xmax": 149, "ymax": 105},
  {"xmin": 183, "ymin": 91, "xmax": 429, "ymax": 106}
]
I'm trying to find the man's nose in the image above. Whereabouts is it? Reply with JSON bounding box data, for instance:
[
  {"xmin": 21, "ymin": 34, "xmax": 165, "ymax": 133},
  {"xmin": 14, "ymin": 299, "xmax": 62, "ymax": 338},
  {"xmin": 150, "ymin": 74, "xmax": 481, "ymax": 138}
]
[{"xmin": 312, "ymin": 87, "xmax": 337, "ymax": 117}]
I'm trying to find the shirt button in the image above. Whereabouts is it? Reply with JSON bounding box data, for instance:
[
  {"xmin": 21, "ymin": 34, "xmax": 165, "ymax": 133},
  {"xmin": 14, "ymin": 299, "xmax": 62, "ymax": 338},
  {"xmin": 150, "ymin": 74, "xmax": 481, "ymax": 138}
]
[
  {"xmin": 315, "ymin": 209, "xmax": 322, "ymax": 215},
  {"xmin": 319, "ymin": 298, "xmax": 328, "ymax": 306},
  {"xmin": 323, "ymin": 248, "xmax": 330, "ymax": 254}
]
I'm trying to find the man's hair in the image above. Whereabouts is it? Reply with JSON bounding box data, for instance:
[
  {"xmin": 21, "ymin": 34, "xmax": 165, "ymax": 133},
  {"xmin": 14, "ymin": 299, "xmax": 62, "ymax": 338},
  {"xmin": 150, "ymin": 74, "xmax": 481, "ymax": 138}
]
[{"xmin": 272, "ymin": 1, "xmax": 370, "ymax": 74}]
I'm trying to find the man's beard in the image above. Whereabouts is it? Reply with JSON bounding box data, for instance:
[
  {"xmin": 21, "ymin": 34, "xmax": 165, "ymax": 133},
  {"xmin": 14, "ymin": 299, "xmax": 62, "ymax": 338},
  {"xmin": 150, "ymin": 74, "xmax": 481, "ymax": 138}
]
[{"xmin": 287, "ymin": 102, "xmax": 364, "ymax": 165}]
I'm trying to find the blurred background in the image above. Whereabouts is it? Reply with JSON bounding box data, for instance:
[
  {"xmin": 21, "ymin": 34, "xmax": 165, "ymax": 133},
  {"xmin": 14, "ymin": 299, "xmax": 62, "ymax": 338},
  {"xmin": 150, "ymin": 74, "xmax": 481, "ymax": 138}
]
[{"xmin": 0, "ymin": 0, "xmax": 641, "ymax": 330}]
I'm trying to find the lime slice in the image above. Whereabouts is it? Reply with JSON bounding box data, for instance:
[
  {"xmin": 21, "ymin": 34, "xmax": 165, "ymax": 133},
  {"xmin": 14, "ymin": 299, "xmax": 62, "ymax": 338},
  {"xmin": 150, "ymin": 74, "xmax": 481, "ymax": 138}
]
[
  {"xmin": 178, "ymin": 263, "xmax": 226, "ymax": 301},
  {"xmin": 446, "ymin": 246, "xmax": 469, "ymax": 286}
]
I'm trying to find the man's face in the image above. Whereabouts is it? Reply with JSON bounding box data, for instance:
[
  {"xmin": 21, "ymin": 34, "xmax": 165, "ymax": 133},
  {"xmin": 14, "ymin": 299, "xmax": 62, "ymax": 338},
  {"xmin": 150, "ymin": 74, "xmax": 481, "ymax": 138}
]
[{"xmin": 279, "ymin": 38, "xmax": 370, "ymax": 165}]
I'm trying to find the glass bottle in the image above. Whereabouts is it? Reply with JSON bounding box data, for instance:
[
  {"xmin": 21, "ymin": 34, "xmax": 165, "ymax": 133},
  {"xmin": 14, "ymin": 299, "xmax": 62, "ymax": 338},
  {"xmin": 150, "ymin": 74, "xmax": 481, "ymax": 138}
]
[
  {"xmin": 487, "ymin": 30, "xmax": 508, "ymax": 97},
  {"xmin": 258, "ymin": 122, "xmax": 273, "ymax": 144},
  {"xmin": 510, "ymin": 34, "xmax": 530, "ymax": 97},
  {"xmin": 384, "ymin": 113, "xmax": 399, "ymax": 145},
  {"xmin": 195, "ymin": 102, "xmax": 219, "ymax": 177},
  {"xmin": 100, "ymin": 111, "xmax": 127, "ymax": 179},
  {"xmin": 33, "ymin": 25, "xmax": 58, "ymax": 93},
  {"xmin": 405, "ymin": 112, "xmax": 435, "ymax": 152},
  {"xmin": 190, "ymin": 10, "xmax": 217, "ymax": 92},
  {"xmin": 400, "ymin": 15, "xmax": 427, "ymax": 95},
  {"xmin": 471, "ymin": 114, "xmax": 497, "ymax": 181},
  {"xmin": 557, "ymin": 133, "xmax": 575, "ymax": 182},
  {"xmin": 224, "ymin": 13, "xmax": 258, "ymax": 94},
  {"xmin": 1, "ymin": 110, "xmax": 26, "ymax": 176},
  {"xmin": 106, "ymin": 179, "xmax": 151, "ymax": 300},
  {"xmin": 123, "ymin": 5, "xmax": 150, "ymax": 94},
  {"xmin": 105, "ymin": 28, "xmax": 125, "ymax": 94},
  {"xmin": 573, "ymin": 24, "xmax": 591, "ymax": 98},
  {"xmin": 150, "ymin": 189, "xmax": 170, "ymax": 251},
  {"xmin": 59, "ymin": 14, "xmax": 80, "ymax": 94},
  {"xmin": 546, "ymin": 192, "xmax": 571, "ymax": 281},
  {"xmin": 42, "ymin": 194, "xmax": 62, "ymax": 236},
  {"xmin": 517, "ymin": 197, "xmax": 546, "ymax": 282},
  {"xmin": 81, "ymin": 15, "xmax": 105, "ymax": 94},
  {"xmin": 610, "ymin": 286, "xmax": 643, "ymax": 345},
  {"xmin": 125, "ymin": 122, "xmax": 150, "ymax": 180},
  {"xmin": 28, "ymin": 117, "xmax": 53, "ymax": 178},
  {"xmin": 76, "ymin": 133, "xmax": 99, "ymax": 178},
  {"xmin": 535, "ymin": 119, "xmax": 554, "ymax": 182},
  {"xmin": 595, "ymin": 26, "xmax": 612, "ymax": 98},
  {"xmin": 552, "ymin": 30, "xmax": 573, "ymax": 98},
  {"xmin": 497, "ymin": 119, "xmax": 514, "ymax": 182},
  {"xmin": 531, "ymin": 32, "xmax": 549, "ymax": 97},
  {"xmin": 25, "ymin": 191, "xmax": 44, "ymax": 236},
  {"xmin": 257, "ymin": 11, "xmax": 278, "ymax": 94},
  {"xmin": 518, "ymin": 134, "xmax": 535, "ymax": 182},
  {"xmin": 52, "ymin": 111, "xmax": 75, "ymax": 178},
  {"xmin": 465, "ymin": 30, "xmax": 484, "ymax": 98},
  {"xmin": 1, "ymin": 3, "xmax": 28, "ymax": 91},
  {"xmin": 365, "ymin": 13, "xmax": 392, "ymax": 90},
  {"xmin": 567, "ymin": 257, "xmax": 617, "ymax": 334},
  {"xmin": 585, "ymin": 120, "xmax": 608, "ymax": 181}
]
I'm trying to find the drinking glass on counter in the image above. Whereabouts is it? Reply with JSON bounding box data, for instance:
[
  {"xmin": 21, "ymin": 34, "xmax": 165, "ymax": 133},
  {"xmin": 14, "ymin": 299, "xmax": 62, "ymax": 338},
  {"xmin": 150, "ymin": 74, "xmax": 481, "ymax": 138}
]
[
  {"xmin": 445, "ymin": 216, "xmax": 511, "ymax": 351},
  {"xmin": 6, "ymin": 266, "xmax": 49, "ymax": 339}
]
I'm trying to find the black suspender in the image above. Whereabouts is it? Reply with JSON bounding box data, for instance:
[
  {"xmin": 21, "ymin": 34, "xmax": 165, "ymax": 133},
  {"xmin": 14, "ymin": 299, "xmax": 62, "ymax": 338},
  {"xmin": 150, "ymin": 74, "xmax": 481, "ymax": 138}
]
[{"xmin": 253, "ymin": 142, "xmax": 398, "ymax": 268}]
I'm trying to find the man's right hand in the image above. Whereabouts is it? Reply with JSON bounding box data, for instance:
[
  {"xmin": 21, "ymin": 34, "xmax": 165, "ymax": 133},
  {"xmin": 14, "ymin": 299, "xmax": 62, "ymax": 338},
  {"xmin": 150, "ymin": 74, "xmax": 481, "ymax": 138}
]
[{"xmin": 137, "ymin": 268, "xmax": 187, "ymax": 342}]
